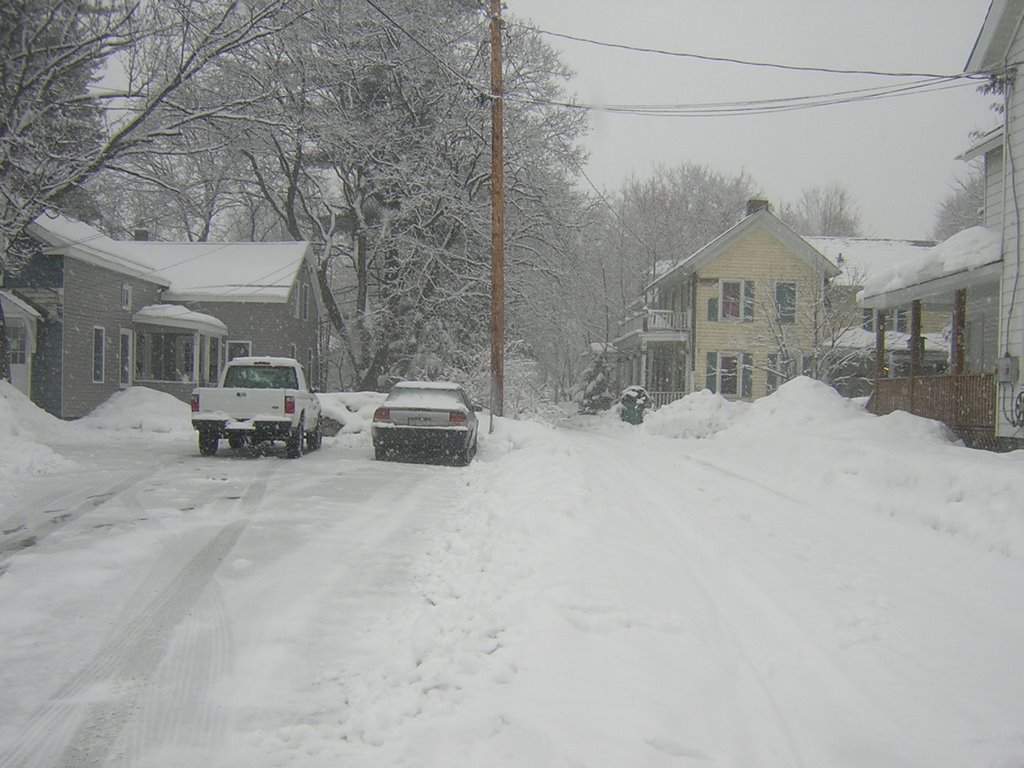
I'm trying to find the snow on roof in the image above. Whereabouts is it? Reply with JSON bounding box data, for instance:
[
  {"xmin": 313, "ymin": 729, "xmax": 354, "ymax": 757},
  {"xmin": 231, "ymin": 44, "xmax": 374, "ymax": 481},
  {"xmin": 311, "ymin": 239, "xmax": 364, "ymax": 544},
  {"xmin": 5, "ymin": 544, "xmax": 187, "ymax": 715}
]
[
  {"xmin": 30, "ymin": 213, "xmax": 309, "ymax": 302},
  {"xmin": 860, "ymin": 227, "xmax": 1002, "ymax": 301},
  {"xmin": 133, "ymin": 304, "xmax": 228, "ymax": 335},
  {"xmin": 805, "ymin": 236, "xmax": 936, "ymax": 286},
  {"xmin": 392, "ymin": 381, "xmax": 465, "ymax": 391}
]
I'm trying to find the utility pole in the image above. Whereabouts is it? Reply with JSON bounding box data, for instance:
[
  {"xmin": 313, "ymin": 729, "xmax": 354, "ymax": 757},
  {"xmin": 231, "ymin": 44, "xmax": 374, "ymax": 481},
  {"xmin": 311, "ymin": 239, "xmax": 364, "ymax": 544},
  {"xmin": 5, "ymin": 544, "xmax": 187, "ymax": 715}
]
[{"xmin": 489, "ymin": 0, "xmax": 505, "ymax": 421}]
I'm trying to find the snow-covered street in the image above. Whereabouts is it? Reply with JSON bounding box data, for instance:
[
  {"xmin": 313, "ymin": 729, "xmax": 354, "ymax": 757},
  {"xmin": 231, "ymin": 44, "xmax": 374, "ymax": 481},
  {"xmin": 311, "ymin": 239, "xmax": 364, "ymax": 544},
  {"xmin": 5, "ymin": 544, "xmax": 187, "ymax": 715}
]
[{"xmin": 1, "ymin": 380, "xmax": 1023, "ymax": 767}]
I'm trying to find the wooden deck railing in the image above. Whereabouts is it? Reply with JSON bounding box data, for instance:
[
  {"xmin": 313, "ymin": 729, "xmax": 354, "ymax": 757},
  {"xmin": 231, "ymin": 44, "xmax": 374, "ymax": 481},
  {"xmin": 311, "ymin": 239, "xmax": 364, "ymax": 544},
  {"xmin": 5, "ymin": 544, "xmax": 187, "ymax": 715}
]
[
  {"xmin": 647, "ymin": 391, "xmax": 686, "ymax": 409},
  {"xmin": 616, "ymin": 309, "xmax": 687, "ymax": 338},
  {"xmin": 872, "ymin": 374, "xmax": 995, "ymax": 442}
]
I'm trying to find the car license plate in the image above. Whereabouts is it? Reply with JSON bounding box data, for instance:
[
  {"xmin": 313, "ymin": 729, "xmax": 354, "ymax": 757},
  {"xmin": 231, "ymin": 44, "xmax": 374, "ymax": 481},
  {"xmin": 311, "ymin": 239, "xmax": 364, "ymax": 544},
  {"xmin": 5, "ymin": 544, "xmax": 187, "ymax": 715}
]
[{"xmin": 410, "ymin": 415, "xmax": 432, "ymax": 425}]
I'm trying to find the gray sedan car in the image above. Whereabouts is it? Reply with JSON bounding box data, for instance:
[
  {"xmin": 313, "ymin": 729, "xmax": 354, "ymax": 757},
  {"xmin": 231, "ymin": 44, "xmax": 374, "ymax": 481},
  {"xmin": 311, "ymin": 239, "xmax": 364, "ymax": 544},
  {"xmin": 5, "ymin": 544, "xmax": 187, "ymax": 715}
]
[{"xmin": 371, "ymin": 381, "xmax": 481, "ymax": 465}]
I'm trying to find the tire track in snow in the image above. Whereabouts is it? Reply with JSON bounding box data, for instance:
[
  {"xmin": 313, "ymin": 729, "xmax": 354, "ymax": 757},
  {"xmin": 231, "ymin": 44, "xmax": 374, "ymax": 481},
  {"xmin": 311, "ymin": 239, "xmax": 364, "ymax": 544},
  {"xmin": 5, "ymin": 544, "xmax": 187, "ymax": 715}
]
[
  {"xmin": 0, "ymin": 520, "xmax": 246, "ymax": 768},
  {"xmin": 567, "ymin": 431, "xmax": 811, "ymax": 767}
]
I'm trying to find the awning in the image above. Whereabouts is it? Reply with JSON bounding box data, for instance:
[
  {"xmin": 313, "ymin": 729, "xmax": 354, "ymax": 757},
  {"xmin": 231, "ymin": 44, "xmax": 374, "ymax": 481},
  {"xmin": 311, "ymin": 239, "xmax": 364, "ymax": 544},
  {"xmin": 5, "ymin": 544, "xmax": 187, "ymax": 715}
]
[
  {"xmin": 859, "ymin": 227, "xmax": 1002, "ymax": 310},
  {"xmin": 133, "ymin": 304, "xmax": 228, "ymax": 336}
]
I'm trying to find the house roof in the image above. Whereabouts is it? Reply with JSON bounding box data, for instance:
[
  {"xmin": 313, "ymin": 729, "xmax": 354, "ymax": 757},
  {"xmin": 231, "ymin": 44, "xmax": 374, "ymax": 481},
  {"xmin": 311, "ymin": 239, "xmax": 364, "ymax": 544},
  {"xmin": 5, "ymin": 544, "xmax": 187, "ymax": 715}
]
[
  {"xmin": 804, "ymin": 236, "xmax": 937, "ymax": 286},
  {"xmin": 958, "ymin": 126, "xmax": 1003, "ymax": 162},
  {"xmin": 28, "ymin": 213, "xmax": 311, "ymax": 303},
  {"xmin": 966, "ymin": 0, "xmax": 1024, "ymax": 73},
  {"xmin": 859, "ymin": 226, "xmax": 1002, "ymax": 309},
  {"xmin": 646, "ymin": 208, "xmax": 840, "ymax": 292}
]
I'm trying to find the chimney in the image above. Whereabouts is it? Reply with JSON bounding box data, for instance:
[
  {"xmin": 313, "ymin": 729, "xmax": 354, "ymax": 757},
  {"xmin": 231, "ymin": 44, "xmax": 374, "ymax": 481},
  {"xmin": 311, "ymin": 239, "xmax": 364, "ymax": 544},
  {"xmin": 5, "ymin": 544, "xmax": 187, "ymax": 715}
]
[
  {"xmin": 133, "ymin": 228, "xmax": 149, "ymax": 241},
  {"xmin": 746, "ymin": 199, "xmax": 770, "ymax": 216}
]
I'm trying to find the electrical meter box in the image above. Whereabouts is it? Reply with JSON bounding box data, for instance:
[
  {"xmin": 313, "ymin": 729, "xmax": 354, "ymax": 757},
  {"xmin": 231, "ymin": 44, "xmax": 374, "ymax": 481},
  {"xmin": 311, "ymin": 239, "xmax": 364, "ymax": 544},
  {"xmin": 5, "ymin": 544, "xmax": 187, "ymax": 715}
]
[{"xmin": 995, "ymin": 355, "xmax": 1019, "ymax": 383}]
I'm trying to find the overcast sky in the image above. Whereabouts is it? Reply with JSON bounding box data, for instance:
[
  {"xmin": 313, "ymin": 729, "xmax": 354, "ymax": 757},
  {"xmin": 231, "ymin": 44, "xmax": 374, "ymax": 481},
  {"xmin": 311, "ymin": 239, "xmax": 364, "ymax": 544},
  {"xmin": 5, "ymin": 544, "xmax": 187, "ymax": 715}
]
[{"xmin": 507, "ymin": 0, "xmax": 997, "ymax": 240}]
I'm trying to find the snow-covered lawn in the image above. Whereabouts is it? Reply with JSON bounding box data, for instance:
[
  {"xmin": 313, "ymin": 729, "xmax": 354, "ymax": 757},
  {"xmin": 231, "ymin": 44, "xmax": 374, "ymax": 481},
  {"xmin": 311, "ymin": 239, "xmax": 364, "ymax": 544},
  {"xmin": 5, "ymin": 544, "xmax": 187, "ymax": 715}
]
[{"xmin": 1, "ymin": 378, "xmax": 1022, "ymax": 767}]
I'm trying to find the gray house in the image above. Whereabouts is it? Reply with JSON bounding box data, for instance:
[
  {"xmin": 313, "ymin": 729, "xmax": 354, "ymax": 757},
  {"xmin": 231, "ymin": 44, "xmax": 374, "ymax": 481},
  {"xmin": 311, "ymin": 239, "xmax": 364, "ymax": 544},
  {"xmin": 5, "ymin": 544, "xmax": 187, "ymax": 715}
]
[{"xmin": 2, "ymin": 214, "xmax": 320, "ymax": 419}]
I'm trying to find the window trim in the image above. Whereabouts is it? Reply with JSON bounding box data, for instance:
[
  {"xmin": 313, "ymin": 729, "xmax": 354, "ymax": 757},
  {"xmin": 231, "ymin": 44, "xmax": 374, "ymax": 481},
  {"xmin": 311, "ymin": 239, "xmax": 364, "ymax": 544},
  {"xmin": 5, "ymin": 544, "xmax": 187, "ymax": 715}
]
[
  {"xmin": 121, "ymin": 284, "xmax": 133, "ymax": 312},
  {"xmin": 92, "ymin": 326, "xmax": 106, "ymax": 383},
  {"xmin": 119, "ymin": 328, "xmax": 132, "ymax": 387},
  {"xmin": 7, "ymin": 318, "xmax": 27, "ymax": 365}
]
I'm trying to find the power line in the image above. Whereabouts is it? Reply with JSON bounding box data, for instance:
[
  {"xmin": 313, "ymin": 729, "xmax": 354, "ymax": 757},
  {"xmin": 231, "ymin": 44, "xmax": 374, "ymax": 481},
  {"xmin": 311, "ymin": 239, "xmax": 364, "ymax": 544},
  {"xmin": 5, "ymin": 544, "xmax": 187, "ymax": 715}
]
[
  {"xmin": 507, "ymin": 76, "xmax": 976, "ymax": 118},
  {"xmin": 509, "ymin": 21, "xmax": 992, "ymax": 81}
]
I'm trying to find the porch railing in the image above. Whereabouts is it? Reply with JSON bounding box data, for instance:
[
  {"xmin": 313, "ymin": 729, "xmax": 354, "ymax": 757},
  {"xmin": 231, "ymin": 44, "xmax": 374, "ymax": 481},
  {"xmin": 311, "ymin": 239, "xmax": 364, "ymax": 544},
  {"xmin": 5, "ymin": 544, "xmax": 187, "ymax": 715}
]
[
  {"xmin": 615, "ymin": 309, "xmax": 687, "ymax": 338},
  {"xmin": 871, "ymin": 373, "xmax": 995, "ymax": 445},
  {"xmin": 647, "ymin": 391, "xmax": 687, "ymax": 409}
]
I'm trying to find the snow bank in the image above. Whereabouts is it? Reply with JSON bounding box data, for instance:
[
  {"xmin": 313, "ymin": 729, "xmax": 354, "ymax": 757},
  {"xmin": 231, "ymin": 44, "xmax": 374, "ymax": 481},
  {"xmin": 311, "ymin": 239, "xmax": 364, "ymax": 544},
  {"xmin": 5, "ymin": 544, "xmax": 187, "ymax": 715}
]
[
  {"xmin": 77, "ymin": 386, "xmax": 192, "ymax": 433},
  {"xmin": 318, "ymin": 391, "xmax": 386, "ymax": 434},
  {"xmin": 642, "ymin": 389, "xmax": 749, "ymax": 438},
  {"xmin": 0, "ymin": 382, "xmax": 75, "ymax": 483},
  {"xmin": 695, "ymin": 378, "xmax": 1024, "ymax": 558}
]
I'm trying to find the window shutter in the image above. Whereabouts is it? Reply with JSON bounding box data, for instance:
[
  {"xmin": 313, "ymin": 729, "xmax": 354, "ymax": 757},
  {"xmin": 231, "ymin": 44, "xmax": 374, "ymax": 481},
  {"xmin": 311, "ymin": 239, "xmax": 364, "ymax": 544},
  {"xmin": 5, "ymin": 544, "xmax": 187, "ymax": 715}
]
[
  {"xmin": 705, "ymin": 352, "xmax": 718, "ymax": 393},
  {"xmin": 741, "ymin": 353, "xmax": 753, "ymax": 398},
  {"xmin": 707, "ymin": 297, "xmax": 718, "ymax": 321},
  {"xmin": 743, "ymin": 281, "xmax": 755, "ymax": 321}
]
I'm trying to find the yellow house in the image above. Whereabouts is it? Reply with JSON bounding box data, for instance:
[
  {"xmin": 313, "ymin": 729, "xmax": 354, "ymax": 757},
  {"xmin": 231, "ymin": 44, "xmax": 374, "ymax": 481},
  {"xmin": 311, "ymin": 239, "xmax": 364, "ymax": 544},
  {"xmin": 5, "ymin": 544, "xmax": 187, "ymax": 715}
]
[{"xmin": 614, "ymin": 202, "xmax": 840, "ymax": 405}]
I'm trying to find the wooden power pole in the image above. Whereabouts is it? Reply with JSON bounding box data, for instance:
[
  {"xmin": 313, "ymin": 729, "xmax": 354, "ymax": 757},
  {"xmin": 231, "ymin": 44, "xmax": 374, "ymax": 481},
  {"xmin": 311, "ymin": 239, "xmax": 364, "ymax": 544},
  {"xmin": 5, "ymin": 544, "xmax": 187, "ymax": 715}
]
[{"xmin": 489, "ymin": 0, "xmax": 505, "ymax": 420}]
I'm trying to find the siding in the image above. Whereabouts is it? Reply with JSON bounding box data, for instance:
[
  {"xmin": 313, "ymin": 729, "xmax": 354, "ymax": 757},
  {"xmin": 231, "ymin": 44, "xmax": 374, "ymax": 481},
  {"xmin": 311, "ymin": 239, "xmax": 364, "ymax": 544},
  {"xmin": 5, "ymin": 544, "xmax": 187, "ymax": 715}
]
[
  {"xmin": 186, "ymin": 267, "xmax": 319, "ymax": 379},
  {"xmin": 61, "ymin": 260, "xmax": 163, "ymax": 419},
  {"xmin": 998, "ymin": 28, "xmax": 1024, "ymax": 437},
  {"xmin": 693, "ymin": 228, "xmax": 826, "ymax": 399}
]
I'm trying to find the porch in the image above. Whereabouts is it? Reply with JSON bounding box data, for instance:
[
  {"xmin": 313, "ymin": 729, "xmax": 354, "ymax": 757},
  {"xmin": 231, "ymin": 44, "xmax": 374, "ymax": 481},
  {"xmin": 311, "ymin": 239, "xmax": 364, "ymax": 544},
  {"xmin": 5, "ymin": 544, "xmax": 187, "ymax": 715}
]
[
  {"xmin": 871, "ymin": 373, "xmax": 996, "ymax": 448},
  {"xmin": 614, "ymin": 307, "xmax": 690, "ymax": 404}
]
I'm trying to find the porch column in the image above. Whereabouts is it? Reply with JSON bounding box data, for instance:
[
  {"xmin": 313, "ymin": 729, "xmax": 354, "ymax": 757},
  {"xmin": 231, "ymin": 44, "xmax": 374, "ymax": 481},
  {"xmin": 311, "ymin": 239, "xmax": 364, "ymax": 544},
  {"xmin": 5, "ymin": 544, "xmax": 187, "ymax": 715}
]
[
  {"xmin": 909, "ymin": 300, "xmax": 923, "ymax": 376},
  {"xmin": 192, "ymin": 331, "xmax": 201, "ymax": 384},
  {"xmin": 640, "ymin": 342, "xmax": 648, "ymax": 388},
  {"xmin": 872, "ymin": 309, "xmax": 886, "ymax": 415},
  {"xmin": 874, "ymin": 310, "xmax": 886, "ymax": 381},
  {"xmin": 952, "ymin": 288, "xmax": 967, "ymax": 375}
]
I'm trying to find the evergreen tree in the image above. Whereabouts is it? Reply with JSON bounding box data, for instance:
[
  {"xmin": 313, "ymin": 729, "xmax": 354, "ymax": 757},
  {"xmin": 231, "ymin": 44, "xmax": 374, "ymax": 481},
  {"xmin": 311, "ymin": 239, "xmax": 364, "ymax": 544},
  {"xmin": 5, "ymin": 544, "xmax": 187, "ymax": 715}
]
[{"xmin": 577, "ymin": 354, "xmax": 615, "ymax": 414}]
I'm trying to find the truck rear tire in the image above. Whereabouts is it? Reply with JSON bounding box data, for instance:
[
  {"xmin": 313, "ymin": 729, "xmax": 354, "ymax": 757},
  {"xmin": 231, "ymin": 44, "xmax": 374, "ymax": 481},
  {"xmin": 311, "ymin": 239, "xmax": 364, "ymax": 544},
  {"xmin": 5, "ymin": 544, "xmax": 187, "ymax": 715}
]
[
  {"xmin": 286, "ymin": 418, "xmax": 304, "ymax": 459},
  {"xmin": 305, "ymin": 416, "xmax": 323, "ymax": 451},
  {"xmin": 198, "ymin": 431, "xmax": 219, "ymax": 456}
]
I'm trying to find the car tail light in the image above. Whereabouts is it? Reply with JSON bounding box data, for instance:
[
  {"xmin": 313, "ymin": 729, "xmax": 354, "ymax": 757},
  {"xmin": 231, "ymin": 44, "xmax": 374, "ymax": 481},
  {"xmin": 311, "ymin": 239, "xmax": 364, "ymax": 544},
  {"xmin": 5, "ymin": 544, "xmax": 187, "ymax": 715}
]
[
  {"xmin": 373, "ymin": 407, "xmax": 390, "ymax": 422},
  {"xmin": 191, "ymin": 394, "xmax": 200, "ymax": 413},
  {"xmin": 284, "ymin": 395, "xmax": 295, "ymax": 414},
  {"xmin": 449, "ymin": 411, "xmax": 467, "ymax": 425}
]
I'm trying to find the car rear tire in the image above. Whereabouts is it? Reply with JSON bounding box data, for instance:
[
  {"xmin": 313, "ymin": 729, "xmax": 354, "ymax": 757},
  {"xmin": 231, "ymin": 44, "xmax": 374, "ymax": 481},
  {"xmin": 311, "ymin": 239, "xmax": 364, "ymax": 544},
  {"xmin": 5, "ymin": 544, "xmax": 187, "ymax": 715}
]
[
  {"xmin": 228, "ymin": 435, "xmax": 246, "ymax": 451},
  {"xmin": 286, "ymin": 418, "xmax": 304, "ymax": 459},
  {"xmin": 373, "ymin": 443, "xmax": 387, "ymax": 461},
  {"xmin": 198, "ymin": 431, "xmax": 219, "ymax": 456}
]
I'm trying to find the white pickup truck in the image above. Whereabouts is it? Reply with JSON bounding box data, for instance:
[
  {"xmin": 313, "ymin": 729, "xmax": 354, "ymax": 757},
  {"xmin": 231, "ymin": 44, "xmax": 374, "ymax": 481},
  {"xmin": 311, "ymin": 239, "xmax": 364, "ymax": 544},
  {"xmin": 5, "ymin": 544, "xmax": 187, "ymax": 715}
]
[{"xmin": 190, "ymin": 356, "xmax": 323, "ymax": 458}]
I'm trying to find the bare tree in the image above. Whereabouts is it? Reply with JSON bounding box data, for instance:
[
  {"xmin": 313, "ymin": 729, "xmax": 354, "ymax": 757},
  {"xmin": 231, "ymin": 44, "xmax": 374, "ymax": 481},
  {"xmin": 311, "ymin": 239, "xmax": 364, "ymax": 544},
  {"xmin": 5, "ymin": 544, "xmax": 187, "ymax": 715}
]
[
  {"xmin": 932, "ymin": 163, "xmax": 985, "ymax": 241},
  {"xmin": 779, "ymin": 183, "xmax": 863, "ymax": 237},
  {"xmin": 0, "ymin": 0, "xmax": 292, "ymax": 380}
]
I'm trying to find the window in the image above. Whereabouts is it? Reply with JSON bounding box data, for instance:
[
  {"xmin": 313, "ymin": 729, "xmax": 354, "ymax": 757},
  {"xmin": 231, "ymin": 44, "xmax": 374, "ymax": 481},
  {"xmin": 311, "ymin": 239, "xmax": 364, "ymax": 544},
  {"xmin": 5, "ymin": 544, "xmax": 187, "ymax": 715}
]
[
  {"xmin": 719, "ymin": 353, "xmax": 739, "ymax": 395},
  {"xmin": 208, "ymin": 337, "xmax": 220, "ymax": 385},
  {"xmin": 119, "ymin": 329, "xmax": 132, "ymax": 387},
  {"xmin": 862, "ymin": 308, "xmax": 874, "ymax": 331},
  {"xmin": 307, "ymin": 348, "xmax": 314, "ymax": 387},
  {"xmin": 301, "ymin": 284, "xmax": 310, "ymax": 321},
  {"xmin": 706, "ymin": 352, "xmax": 754, "ymax": 398},
  {"xmin": 7, "ymin": 319, "xmax": 27, "ymax": 365},
  {"xmin": 721, "ymin": 281, "xmax": 742, "ymax": 320},
  {"xmin": 718, "ymin": 279, "xmax": 754, "ymax": 321},
  {"xmin": 775, "ymin": 282, "xmax": 796, "ymax": 324},
  {"xmin": 766, "ymin": 353, "xmax": 779, "ymax": 395},
  {"xmin": 227, "ymin": 340, "xmax": 252, "ymax": 361},
  {"xmin": 292, "ymin": 286, "xmax": 300, "ymax": 319},
  {"xmin": 121, "ymin": 284, "xmax": 133, "ymax": 311},
  {"xmin": 134, "ymin": 330, "xmax": 195, "ymax": 382},
  {"xmin": 92, "ymin": 326, "xmax": 105, "ymax": 383},
  {"xmin": 289, "ymin": 343, "xmax": 297, "ymax": 360}
]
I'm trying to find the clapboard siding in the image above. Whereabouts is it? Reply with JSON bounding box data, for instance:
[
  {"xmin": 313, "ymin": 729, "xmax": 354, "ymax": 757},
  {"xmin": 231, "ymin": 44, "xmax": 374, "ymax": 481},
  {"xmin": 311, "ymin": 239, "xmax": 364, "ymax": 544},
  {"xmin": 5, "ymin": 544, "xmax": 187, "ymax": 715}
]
[
  {"xmin": 694, "ymin": 228, "xmax": 828, "ymax": 399},
  {"xmin": 61, "ymin": 259, "xmax": 163, "ymax": 418}
]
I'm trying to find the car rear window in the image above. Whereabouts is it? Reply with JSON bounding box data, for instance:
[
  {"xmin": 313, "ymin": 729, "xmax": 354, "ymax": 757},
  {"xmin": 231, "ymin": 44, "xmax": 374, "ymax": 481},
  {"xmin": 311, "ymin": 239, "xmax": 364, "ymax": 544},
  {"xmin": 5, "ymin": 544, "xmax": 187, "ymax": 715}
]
[{"xmin": 386, "ymin": 388, "xmax": 465, "ymax": 409}]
